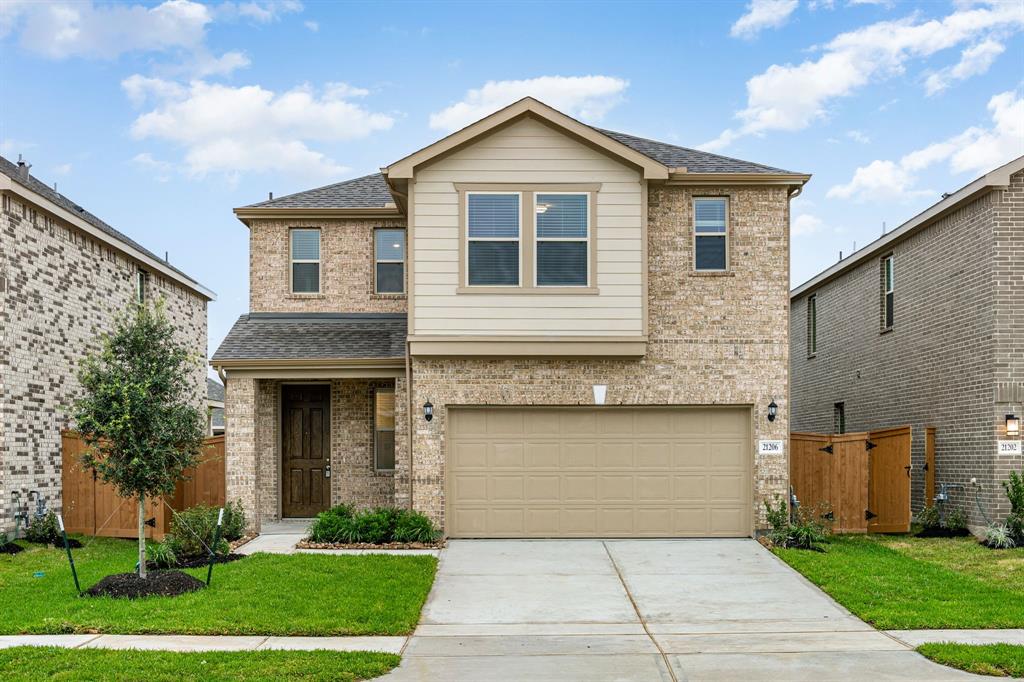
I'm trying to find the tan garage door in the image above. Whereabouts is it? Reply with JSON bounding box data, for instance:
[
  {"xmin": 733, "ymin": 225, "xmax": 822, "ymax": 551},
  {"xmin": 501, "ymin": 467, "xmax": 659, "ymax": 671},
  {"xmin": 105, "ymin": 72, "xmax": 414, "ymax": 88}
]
[{"xmin": 447, "ymin": 406, "xmax": 751, "ymax": 538}]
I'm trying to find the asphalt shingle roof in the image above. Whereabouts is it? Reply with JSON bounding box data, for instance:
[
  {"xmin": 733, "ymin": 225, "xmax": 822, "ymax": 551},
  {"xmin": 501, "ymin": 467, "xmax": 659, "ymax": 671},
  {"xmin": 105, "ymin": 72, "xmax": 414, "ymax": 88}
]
[
  {"xmin": 0, "ymin": 155, "xmax": 209, "ymax": 292},
  {"xmin": 595, "ymin": 129, "xmax": 793, "ymax": 174},
  {"xmin": 243, "ymin": 172, "xmax": 394, "ymax": 209},
  {"xmin": 212, "ymin": 313, "xmax": 407, "ymax": 362},
  {"xmin": 207, "ymin": 378, "xmax": 225, "ymax": 402}
]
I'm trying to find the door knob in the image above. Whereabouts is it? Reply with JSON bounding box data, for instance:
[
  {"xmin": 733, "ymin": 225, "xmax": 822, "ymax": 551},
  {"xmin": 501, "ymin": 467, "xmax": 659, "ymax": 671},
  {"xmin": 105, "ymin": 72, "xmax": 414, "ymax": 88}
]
[{"xmin": 324, "ymin": 464, "xmax": 331, "ymax": 479}]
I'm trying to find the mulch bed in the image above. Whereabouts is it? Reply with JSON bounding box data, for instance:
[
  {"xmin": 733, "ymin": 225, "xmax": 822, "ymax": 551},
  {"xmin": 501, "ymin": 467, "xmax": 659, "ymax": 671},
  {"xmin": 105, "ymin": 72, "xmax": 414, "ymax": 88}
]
[
  {"xmin": 296, "ymin": 539, "xmax": 445, "ymax": 550},
  {"xmin": 85, "ymin": 570, "xmax": 205, "ymax": 599},
  {"xmin": 0, "ymin": 542, "xmax": 24, "ymax": 555},
  {"xmin": 916, "ymin": 527, "xmax": 972, "ymax": 538},
  {"xmin": 146, "ymin": 553, "xmax": 246, "ymax": 570}
]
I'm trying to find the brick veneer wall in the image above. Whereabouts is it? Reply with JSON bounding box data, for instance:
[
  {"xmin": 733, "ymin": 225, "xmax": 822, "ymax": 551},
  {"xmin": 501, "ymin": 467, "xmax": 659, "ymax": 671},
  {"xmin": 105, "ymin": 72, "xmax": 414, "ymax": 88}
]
[
  {"xmin": 0, "ymin": 192, "xmax": 207, "ymax": 532},
  {"xmin": 403, "ymin": 185, "xmax": 792, "ymax": 531},
  {"xmin": 790, "ymin": 175, "xmax": 1022, "ymax": 527},
  {"xmin": 248, "ymin": 217, "xmax": 407, "ymax": 313}
]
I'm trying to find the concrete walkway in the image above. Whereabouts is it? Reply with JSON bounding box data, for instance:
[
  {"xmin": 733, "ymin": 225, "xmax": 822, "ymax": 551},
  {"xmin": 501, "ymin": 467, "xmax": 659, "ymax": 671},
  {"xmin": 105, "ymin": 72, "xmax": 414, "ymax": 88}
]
[
  {"xmin": 0, "ymin": 634, "xmax": 405, "ymax": 653},
  {"xmin": 385, "ymin": 539, "xmax": 980, "ymax": 681},
  {"xmin": 236, "ymin": 521, "xmax": 441, "ymax": 557},
  {"xmin": 887, "ymin": 629, "xmax": 1024, "ymax": 646}
]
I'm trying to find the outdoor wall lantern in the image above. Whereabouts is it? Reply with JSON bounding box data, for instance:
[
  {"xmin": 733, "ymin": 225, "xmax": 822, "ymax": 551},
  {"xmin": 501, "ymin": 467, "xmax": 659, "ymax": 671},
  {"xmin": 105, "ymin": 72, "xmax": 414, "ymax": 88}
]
[
  {"xmin": 767, "ymin": 399, "xmax": 778, "ymax": 423},
  {"xmin": 423, "ymin": 401, "xmax": 434, "ymax": 422},
  {"xmin": 1007, "ymin": 414, "xmax": 1020, "ymax": 438}
]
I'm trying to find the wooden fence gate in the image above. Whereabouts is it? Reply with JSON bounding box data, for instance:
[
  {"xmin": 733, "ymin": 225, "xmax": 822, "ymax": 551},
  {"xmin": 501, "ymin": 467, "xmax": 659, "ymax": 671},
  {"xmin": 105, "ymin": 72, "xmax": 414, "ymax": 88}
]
[
  {"xmin": 61, "ymin": 432, "xmax": 226, "ymax": 540},
  {"xmin": 790, "ymin": 426, "xmax": 912, "ymax": 534}
]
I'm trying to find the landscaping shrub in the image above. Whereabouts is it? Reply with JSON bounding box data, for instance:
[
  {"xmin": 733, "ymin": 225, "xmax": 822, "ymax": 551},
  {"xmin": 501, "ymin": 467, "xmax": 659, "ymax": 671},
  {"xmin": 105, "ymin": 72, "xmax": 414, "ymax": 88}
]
[
  {"xmin": 221, "ymin": 500, "xmax": 247, "ymax": 542},
  {"xmin": 763, "ymin": 496, "xmax": 831, "ymax": 551},
  {"xmin": 984, "ymin": 523, "xmax": 1017, "ymax": 549},
  {"xmin": 764, "ymin": 496, "xmax": 791, "ymax": 547},
  {"xmin": 1003, "ymin": 470, "xmax": 1024, "ymax": 543},
  {"xmin": 946, "ymin": 506, "xmax": 968, "ymax": 532},
  {"xmin": 23, "ymin": 512, "xmax": 61, "ymax": 545},
  {"xmin": 147, "ymin": 540, "xmax": 178, "ymax": 568},
  {"xmin": 917, "ymin": 504, "xmax": 941, "ymax": 530},
  {"xmin": 308, "ymin": 505, "xmax": 440, "ymax": 544},
  {"xmin": 164, "ymin": 505, "xmax": 230, "ymax": 558},
  {"xmin": 916, "ymin": 503, "xmax": 971, "ymax": 538}
]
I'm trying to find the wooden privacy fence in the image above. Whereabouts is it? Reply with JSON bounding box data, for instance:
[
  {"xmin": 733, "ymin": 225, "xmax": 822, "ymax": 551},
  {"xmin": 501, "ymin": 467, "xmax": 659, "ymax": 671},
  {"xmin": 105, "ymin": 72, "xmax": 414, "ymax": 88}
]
[
  {"xmin": 61, "ymin": 431, "xmax": 226, "ymax": 540},
  {"xmin": 790, "ymin": 426, "xmax": 912, "ymax": 534}
]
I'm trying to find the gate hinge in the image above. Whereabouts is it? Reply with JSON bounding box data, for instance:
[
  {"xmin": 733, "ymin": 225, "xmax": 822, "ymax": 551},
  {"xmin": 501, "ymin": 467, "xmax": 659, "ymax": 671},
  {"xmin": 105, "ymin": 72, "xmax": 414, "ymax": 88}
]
[
  {"xmin": 865, "ymin": 509, "xmax": 877, "ymax": 520},
  {"xmin": 922, "ymin": 462, "xmax": 929, "ymax": 472},
  {"xmin": 145, "ymin": 517, "xmax": 157, "ymax": 528},
  {"xmin": 819, "ymin": 444, "xmax": 834, "ymax": 454},
  {"xmin": 866, "ymin": 440, "xmax": 878, "ymax": 451}
]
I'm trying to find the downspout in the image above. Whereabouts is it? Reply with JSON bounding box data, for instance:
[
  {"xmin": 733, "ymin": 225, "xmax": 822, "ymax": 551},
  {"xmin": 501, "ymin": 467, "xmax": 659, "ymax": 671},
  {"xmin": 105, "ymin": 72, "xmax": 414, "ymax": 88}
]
[{"xmin": 405, "ymin": 339, "xmax": 414, "ymax": 510}]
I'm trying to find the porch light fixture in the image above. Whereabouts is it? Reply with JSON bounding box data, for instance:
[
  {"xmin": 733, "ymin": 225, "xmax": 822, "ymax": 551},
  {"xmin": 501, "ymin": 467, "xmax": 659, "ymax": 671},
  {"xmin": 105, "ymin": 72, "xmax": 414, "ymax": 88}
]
[
  {"xmin": 767, "ymin": 399, "xmax": 778, "ymax": 423},
  {"xmin": 1007, "ymin": 414, "xmax": 1021, "ymax": 438},
  {"xmin": 423, "ymin": 401, "xmax": 434, "ymax": 422}
]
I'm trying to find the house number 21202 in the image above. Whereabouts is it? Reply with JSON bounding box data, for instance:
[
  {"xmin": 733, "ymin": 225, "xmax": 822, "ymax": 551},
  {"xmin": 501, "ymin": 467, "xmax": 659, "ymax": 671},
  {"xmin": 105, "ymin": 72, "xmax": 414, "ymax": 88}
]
[{"xmin": 998, "ymin": 440, "xmax": 1022, "ymax": 455}]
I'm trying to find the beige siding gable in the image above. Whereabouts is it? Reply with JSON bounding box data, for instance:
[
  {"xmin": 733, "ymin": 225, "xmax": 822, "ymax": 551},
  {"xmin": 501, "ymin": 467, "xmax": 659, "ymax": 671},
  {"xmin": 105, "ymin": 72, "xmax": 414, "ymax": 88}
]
[{"xmin": 411, "ymin": 118, "xmax": 644, "ymax": 338}]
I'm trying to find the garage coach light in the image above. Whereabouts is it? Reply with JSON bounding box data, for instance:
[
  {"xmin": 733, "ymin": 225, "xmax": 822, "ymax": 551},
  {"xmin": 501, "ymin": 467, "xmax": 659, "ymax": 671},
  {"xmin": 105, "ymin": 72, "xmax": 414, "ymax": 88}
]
[
  {"xmin": 1008, "ymin": 414, "xmax": 1020, "ymax": 438},
  {"xmin": 767, "ymin": 399, "xmax": 778, "ymax": 423},
  {"xmin": 423, "ymin": 401, "xmax": 434, "ymax": 422}
]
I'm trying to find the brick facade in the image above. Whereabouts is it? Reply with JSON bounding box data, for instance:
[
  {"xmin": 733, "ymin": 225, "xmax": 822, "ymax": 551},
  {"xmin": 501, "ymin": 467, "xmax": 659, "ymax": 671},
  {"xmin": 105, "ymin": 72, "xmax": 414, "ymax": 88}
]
[
  {"xmin": 0, "ymin": 190, "xmax": 208, "ymax": 532},
  {"xmin": 790, "ymin": 169, "xmax": 1024, "ymax": 528}
]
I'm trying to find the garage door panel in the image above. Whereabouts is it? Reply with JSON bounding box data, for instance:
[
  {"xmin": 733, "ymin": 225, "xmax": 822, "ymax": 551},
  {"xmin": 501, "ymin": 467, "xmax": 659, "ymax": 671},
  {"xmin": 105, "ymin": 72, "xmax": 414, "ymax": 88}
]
[{"xmin": 447, "ymin": 407, "xmax": 751, "ymax": 538}]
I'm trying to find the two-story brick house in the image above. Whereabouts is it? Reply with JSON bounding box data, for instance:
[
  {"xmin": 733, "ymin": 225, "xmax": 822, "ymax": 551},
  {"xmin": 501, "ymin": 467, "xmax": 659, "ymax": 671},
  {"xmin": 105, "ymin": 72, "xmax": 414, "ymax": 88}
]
[
  {"xmin": 0, "ymin": 155, "xmax": 213, "ymax": 533},
  {"xmin": 213, "ymin": 98, "xmax": 808, "ymax": 537},
  {"xmin": 790, "ymin": 156, "xmax": 1024, "ymax": 529}
]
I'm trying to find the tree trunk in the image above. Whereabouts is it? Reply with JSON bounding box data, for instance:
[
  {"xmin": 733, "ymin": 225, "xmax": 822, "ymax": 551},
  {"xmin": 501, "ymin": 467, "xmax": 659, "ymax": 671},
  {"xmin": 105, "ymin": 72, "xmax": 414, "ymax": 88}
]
[{"xmin": 138, "ymin": 494, "xmax": 147, "ymax": 579}]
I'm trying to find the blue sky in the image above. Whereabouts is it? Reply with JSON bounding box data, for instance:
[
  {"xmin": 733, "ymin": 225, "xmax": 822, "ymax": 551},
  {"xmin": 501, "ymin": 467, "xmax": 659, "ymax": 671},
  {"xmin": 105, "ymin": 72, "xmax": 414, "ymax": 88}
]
[{"xmin": 2, "ymin": 0, "xmax": 1022, "ymax": 366}]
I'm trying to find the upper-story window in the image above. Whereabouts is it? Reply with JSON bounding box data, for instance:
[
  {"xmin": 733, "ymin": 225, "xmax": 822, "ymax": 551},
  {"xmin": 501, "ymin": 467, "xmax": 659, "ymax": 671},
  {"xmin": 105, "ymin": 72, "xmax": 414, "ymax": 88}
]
[
  {"xmin": 467, "ymin": 192, "xmax": 520, "ymax": 286},
  {"xmin": 881, "ymin": 254, "xmax": 894, "ymax": 330},
  {"xmin": 136, "ymin": 270, "xmax": 148, "ymax": 304},
  {"xmin": 536, "ymin": 193, "xmax": 589, "ymax": 287},
  {"xmin": 290, "ymin": 228, "xmax": 321, "ymax": 294},
  {"xmin": 807, "ymin": 294, "xmax": 817, "ymax": 356},
  {"xmin": 374, "ymin": 228, "xmax": 406, "ymax": 294},
  {"xmin": 694, "ymin": 198, "xmax": 728, "ymax": 271}
]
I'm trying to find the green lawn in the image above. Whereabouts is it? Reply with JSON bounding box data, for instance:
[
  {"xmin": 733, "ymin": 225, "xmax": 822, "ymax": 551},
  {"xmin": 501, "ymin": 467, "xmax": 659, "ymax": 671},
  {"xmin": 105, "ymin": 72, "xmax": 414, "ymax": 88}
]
[
  {"xmin": 917, "ymin": 644, "xmax": 1024, "ymax": 678},
  {"xmin": 775, "ymin": 534, "xmax": 1024, "ymax": 629},
  {"xmin": 0, "ymin": 538, "xmax": 436, "ymax": 635},
  {"xmin": 0, "ymin": 647, "xmax": 399, "ymax": 681}
]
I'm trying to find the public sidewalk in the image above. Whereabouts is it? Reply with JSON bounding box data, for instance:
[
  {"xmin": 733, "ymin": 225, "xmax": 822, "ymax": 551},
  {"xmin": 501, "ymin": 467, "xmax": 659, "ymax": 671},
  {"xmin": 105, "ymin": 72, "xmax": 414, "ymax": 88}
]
[{"xmin": 0, "ymin": 634, "xmax": 406, "ymax": 654}]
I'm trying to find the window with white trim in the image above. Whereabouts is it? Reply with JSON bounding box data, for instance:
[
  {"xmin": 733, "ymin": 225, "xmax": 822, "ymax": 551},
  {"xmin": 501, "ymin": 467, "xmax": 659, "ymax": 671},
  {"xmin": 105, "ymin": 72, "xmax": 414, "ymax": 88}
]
[
  {"xmin": 694, "ymin": 198, "xmax": 728, "ymax": 271},
  {"xmin": 374, "ymin": 388, "xmax": 396, "ymax": 471},
  {"xmin": 374, "ymin": 228, "xmax": 406, "ymax": 294},
  {"xmin": 881, "ymin": 255, "xmax": 894, "ymax": 329},
  {"xmin": 466, "ymin": 192, "xmax": 520, "ymax": 286},
  {"xmin": 290, "ymin": 228, "xmax": 320, "ymax": 293},
  {"xmin": 535, "ymin": 193, "xmax": 588, "ymax": 287},
  {"xmin": 807, "ymin": 294, "xmax": 817, "ymax": 356}
]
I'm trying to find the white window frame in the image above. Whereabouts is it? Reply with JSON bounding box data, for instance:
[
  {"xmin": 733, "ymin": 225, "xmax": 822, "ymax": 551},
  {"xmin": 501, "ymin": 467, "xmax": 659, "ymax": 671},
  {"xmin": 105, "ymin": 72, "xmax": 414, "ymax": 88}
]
[
  {"xmin": 290, "ymin": 228, "xmax": 321, "ymax": 294},
  {"xmin": 465, "ymin": 191, "xmax": 522, "ymax": 288},
  {"xmin": 807, "ymin": 294, "xmax": 817, "ymax": 356},
  {"xmin": 693, "ymin": 197, "xmax": 729, "ymax": 272},
  {"xmin": 534, "ymin": 191, "xmax": 590, "ymax": 288},
  {"xmin": 882, "ymin": 254, "xmax": 894, "ymax": 330},
  {"xmin": 374, "ymin": 228, "xmax": 406, "ymax": 295},
  {"xmin": 373, "ymin": 387, "xmax": 396, "ymax": 472}
]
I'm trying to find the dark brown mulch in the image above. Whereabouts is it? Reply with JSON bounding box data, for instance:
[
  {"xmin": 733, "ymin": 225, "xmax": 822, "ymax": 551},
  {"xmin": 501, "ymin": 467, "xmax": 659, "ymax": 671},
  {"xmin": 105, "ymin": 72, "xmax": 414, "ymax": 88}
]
[
  {"xmin": 84, "ymin": 570, "xmax": 205, "ymax": 599},
  {"xmin": 916, "ymin": 526, "xmax": 972, "ymax": 538},
  {"xmin": 146, "ymin": 552, "xmax": 246, "ymax": 570},
  {"xmin": 1, "ymin": 542, "xmax": 24, "ymax": 555}
]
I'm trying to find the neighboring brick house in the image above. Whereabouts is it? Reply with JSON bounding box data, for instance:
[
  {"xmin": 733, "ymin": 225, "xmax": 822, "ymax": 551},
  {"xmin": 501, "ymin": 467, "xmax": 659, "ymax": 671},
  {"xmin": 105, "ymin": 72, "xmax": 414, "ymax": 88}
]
[
  {"xmin": 208, "ymin": 378, "xmax": 226, "ymax": 436},
  {"xmin": 213, "ymin": 98, "xmax": 808, "ymax": 537},
  {"xmin": 0, "ymin": 155, "xmax": 213, "ymax": 533},
  {"xmin": 790, "ymin": 156, "xmax": 1024, "ymax": 529}
]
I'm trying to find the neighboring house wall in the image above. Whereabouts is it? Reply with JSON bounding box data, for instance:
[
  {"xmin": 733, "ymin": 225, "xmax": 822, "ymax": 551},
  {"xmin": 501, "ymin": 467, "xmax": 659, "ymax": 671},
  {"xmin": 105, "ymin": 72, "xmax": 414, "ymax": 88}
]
[
  {"xmin": 0, "ymin": 192, "xmax": 207, "ymax": 530},
  {"xmin": 401, "ymin": 183, "xmax": 791, "ymax": 530},
  {"xmin": 249, "ymin": 217, "xmax": 407, "ymax": 313},
  {"xmin": 410, "ymin": 117, "xmax": 644, "ymax": 337},
  {"xmin": 790, "ymin": 173, "xmax": 1024, "ymax": 527}
]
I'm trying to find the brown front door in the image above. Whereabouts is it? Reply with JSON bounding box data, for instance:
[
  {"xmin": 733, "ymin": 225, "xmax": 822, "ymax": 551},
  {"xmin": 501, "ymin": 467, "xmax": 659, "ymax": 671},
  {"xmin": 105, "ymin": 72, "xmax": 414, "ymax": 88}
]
[{"xmin": 281, "ymin": 385, "xmax": 330, "ymax": 518}]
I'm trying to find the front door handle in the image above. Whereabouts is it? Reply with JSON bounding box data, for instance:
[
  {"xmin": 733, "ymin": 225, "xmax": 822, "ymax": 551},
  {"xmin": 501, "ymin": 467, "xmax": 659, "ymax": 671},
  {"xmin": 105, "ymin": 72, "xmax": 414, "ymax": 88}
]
[{"xmin": 324, "ymin": 464, "xmax": 331, "ymax": 479}]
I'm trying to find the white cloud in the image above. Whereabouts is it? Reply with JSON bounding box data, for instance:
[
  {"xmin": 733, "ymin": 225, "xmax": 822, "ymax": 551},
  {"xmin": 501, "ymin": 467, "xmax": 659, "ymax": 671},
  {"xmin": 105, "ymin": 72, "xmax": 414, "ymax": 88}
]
[
  {"xmin": 731, "ymin": 0, "xmax": 799, "ymax": 39},
  {"xmin": 847, "ymin": 129, "xmax": 871, "ymax": 144},
  {"xmin": 122, "ymin": 74, "xmax": 187, "ymax": 105},
  {"xmin": 15, "ymin": 0, "xmax": 211, "ymax": 59},
  {"xmin": 924, "ymin": 39, "xmax": 1005, "ymax": 95},
  {"xmin": 215, "ymin": 1, "xmax": 303, "ymax": 23},
  {"xmin": 304, "ymin": 20, "xmax": 318, "ymax": 32},
  {"xmin": 53, "ymin": 163, "xmax": 73, "ymax": 175},
  {"xmin": 131, "ymin": 152, "xmax": 174, "ymax": 182},
  {"xmin": 429, "ymin": 75, "xmax": 629, "ymax": 132},
  {"xmin": 702, "ymin": 1, "xmax": 1024, "ymax": 150},
  {"xmin": 125, "ymin": 78, "xmax": 394, "ymax": 180},
  {"xmin": 792, "ymin": 213, "xmax": 825, "ymax": 237},
  {"xmin": 193, "ymin": 50, "xmax": 251, "ymax": 77},
  {"xmin": 828, "ymin": 90, "xmax": 1023, "ymax": 201}
]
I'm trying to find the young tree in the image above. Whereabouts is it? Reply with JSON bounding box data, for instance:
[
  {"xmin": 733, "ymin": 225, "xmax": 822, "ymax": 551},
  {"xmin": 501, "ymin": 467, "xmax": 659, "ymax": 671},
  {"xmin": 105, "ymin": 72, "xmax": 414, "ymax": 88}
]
[{"xmin": 74, "ymin": 301, "xmax": 206, "ymax": 578}]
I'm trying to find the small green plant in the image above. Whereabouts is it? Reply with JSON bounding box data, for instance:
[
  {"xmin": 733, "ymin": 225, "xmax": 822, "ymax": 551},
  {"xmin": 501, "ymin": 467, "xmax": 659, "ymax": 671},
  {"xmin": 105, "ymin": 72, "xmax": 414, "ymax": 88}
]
[
  {"xmin": 147, "ymin": 540, "xmax": 178, "ymax": 568},
  {"xmin": 945, "ymin": 506, "xmax": 968, "ymax": 531},
  {"xmin": 763, "ymin": 496, "xmax": 831, "ymax": 550},
  {"xmin": 763, "ymin": 496, "xmax": 791, "ymax": 547},
  {"xmin": 1003, "ymin": 470, "xmax": 1024, "ymax": 542},
  {"xmin": 165, "ymin": 505, "xmax": 230, "ymax": 558},
  {"xmin": 24, "ymin": 512, "xmax": 61, "ymax": 545},
  {"xmin": 308, "ymin": 505, "xmax": 440, "ymax": 544},
  {"xmin": 984, "ymin": 523, "xmax": 1017, "ymax": 549},
  {"xmin": 221, "ymin": 500, "xmax": 247, "ymax": 542},
  {"xmin": 918, "ymin": 504, "xmax": 941, "ymax": 529}
]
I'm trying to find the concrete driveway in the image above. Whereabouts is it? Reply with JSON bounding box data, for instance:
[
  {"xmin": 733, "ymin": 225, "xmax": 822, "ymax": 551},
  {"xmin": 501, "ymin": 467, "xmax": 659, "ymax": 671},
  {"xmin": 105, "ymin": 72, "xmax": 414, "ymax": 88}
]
[{"xmin": 386, "ymin": 539, "xmax": 977, "ymax": 681}]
